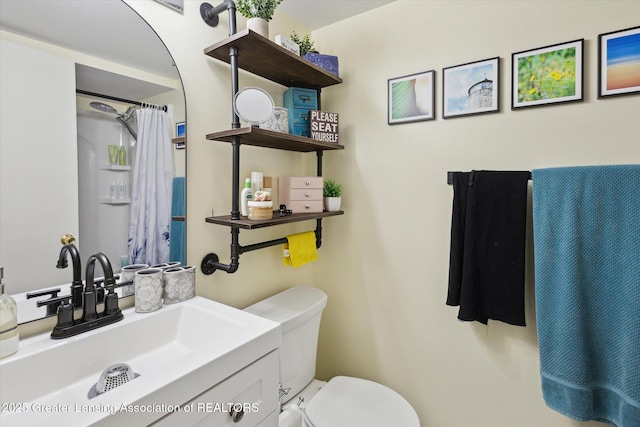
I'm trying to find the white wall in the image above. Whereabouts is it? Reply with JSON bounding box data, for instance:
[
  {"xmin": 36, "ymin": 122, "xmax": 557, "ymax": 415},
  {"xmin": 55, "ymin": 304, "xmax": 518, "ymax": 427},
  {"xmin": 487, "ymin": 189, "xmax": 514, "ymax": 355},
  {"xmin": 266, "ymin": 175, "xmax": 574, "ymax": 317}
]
[{"xmin": 0, "ymin": 39, "xmax": 79, "ymax": 294}]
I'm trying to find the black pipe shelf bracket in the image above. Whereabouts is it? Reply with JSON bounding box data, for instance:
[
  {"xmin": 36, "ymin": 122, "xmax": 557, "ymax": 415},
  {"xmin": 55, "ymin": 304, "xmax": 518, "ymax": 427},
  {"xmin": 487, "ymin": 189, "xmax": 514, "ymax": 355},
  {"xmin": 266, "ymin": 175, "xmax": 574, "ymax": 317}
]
[
  {"xmin": 200, "ymin": 0, "xmax": 237, "ymax": 33},
  {"xmin": 199, "ymin": 2, "xmax": 344, "ymax": 275},
  {"xmin": 201, "ymin": 220, "xmax": 324, "ymax": 275}
]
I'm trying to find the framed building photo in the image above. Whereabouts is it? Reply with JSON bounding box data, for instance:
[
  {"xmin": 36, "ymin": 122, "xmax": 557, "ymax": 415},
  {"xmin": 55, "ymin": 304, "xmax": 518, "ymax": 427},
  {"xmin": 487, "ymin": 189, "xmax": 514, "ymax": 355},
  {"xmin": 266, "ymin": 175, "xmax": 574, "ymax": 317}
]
[
  {"xmin": 598, "ymin": 26, "xmax": 640, "ymax": 98},
  {"xmin": 388, "ymin": 70, "xmax": 435, "ymax": 125},
  {"xmin": 512, "ymin": 39, "xmax": 584, "ymax": 109},
  {"xmin": 442, "ymin": 57, "xmax": 500, "ymax": 119}
]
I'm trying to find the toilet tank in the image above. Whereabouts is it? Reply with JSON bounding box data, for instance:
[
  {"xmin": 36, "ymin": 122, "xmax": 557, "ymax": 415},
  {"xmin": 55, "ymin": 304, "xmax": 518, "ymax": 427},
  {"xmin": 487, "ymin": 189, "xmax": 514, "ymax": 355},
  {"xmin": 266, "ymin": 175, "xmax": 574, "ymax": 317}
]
[{"xmin": 244, "ymin": 285, "xmax": 328, "ymax": 402}]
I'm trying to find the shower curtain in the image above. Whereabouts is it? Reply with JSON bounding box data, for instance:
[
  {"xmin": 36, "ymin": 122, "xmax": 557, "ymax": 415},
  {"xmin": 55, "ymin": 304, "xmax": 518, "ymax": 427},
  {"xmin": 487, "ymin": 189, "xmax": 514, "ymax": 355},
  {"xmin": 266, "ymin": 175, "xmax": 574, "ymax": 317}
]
[{"xmin": 128, "ymin": 106, "xmax": 174, "ymax": 265}]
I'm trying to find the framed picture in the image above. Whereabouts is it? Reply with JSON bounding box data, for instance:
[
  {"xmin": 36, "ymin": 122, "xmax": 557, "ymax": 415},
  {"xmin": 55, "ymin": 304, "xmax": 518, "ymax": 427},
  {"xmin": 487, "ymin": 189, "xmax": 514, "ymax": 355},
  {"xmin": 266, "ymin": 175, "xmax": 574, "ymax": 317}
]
[
  {"xmin": 598, "ymin": 26, "xmax": 640, "ymax": 98},
  {"xmin": 512, "ymin": 39, "xmax": 584, "ymax": 109},
  {"xmin": 175, "ymin": 121, "xmax": 186, "ymax": 149},
  {"xmin": 443, "ymin": 57, "xmax": 500, "ymax": 119},
  {"xmin": 388, "ymin": 70, "xmax": 435, "ymax": 125},
  {"xmin": 176, "ymin": 121, "xmax": 185, "ymax": 138}
]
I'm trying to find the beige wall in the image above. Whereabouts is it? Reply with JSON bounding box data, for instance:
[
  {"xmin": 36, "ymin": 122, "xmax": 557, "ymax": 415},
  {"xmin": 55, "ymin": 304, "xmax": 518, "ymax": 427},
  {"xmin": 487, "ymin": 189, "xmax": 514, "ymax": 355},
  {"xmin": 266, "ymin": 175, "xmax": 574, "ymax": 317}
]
[
  {"xmin": 121, "ymin": 1, "xmax": 639, "ymax": 426},
  {"xmin": 311, "ymin": 1, "xmax": 639, "ymax": 427}
]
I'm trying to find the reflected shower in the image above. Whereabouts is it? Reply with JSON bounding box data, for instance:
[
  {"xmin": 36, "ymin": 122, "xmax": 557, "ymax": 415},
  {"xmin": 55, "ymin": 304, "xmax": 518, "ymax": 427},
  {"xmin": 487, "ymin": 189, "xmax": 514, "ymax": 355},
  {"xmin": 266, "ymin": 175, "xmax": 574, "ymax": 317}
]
[{"xmin": 90, "ymin": 101, "xmax": 137, "ymax": 140}]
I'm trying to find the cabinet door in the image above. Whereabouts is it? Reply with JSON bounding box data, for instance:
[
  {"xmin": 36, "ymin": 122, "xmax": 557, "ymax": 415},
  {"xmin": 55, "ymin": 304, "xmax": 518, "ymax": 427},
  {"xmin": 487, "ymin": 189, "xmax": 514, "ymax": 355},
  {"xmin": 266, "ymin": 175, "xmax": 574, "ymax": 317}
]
[{"xmin": 151, "ymin": 350, "xmax": 279, "ymax": 427}]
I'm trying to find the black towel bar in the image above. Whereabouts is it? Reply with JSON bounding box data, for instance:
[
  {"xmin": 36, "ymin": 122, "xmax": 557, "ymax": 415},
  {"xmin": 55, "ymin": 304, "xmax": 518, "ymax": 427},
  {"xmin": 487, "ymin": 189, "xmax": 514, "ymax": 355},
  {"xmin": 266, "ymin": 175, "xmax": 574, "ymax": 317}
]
[{"xmin": 447, "ymin": 171, "xmax": 532, "ymax": 185}]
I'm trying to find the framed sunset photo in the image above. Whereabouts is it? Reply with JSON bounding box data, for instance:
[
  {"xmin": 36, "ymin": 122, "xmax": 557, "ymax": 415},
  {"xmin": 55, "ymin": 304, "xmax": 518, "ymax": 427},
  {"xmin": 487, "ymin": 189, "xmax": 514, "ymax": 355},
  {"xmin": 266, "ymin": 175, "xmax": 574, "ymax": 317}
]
[{"xmin": 598, "ymin": 26, "xmax": 640, "ymax": 98}]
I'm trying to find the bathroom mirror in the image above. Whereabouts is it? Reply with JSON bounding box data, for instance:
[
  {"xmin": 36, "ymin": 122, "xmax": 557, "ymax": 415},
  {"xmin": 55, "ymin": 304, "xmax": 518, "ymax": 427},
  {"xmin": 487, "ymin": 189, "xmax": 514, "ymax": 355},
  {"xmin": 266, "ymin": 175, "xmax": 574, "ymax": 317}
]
[
  {"xmin": 0, "ymin": 0, "xmax": 185, "ymax": 324},
  {"xmin": 234, "ymin": 87, "xmax": 275, "ymax": 125}
]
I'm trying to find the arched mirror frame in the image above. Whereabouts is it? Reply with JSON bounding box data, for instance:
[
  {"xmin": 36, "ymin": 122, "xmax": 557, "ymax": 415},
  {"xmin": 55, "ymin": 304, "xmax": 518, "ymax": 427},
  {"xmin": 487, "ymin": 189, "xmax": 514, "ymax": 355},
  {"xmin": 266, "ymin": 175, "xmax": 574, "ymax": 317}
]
[{"xmin": 0, "ymin": 0, "xmax": 186, "ymax": 325}]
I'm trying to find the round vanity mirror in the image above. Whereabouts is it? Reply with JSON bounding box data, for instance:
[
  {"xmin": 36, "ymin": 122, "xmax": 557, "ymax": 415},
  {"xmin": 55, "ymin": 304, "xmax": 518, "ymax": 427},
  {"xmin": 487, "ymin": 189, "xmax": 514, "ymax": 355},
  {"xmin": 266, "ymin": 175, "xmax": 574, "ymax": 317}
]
[{"xmin": 233, "ymin": 87, "xmax": 274, "ymax": 125}]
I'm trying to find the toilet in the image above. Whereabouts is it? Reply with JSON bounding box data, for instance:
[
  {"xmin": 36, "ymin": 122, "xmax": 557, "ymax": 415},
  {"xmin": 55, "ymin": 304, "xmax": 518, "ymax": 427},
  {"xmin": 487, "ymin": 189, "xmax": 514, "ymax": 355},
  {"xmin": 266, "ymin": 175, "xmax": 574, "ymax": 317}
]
[{"xmin": 244, "ymin": 284, "xmax": 420, "ymax": 427}]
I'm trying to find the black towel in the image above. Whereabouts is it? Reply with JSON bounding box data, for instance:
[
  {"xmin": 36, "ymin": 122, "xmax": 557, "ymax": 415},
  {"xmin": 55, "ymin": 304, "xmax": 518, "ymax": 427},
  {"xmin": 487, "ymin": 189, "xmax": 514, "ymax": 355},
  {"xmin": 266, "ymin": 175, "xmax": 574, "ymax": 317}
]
[{"xmin": 446, "ymin": 171, "xmax": 530, "ymax": 326}]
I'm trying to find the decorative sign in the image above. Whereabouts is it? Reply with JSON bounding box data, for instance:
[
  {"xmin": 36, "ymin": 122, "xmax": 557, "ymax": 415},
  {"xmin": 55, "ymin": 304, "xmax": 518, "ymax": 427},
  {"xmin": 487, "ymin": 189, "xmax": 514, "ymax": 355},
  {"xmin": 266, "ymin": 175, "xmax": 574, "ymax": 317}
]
[
  {"xmin": 275, "ymin": 35, "xmax": 300, "ymax": 56},
  {"xmin": 310, "ymin": 110, "xmax": 339, "ymax": 144}
]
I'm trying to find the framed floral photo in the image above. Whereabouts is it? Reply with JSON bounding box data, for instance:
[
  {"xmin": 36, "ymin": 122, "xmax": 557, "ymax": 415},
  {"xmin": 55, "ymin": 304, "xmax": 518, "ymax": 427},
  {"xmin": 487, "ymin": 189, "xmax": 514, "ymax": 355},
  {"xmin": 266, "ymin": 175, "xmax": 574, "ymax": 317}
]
[
  {"xmin": 512, "ymin": 39, "xmax": 584, "ymax": 109},
  {"xmin": 443, "ymin": 57, "xmax": 499, "ymax": 119},
  {"xmin": 388, "ymin": 70, "xmax": 435, "ymax": 125},
  {"xmin": 598, "ymin": 26, "xmax": 640, "ymax": 98}
]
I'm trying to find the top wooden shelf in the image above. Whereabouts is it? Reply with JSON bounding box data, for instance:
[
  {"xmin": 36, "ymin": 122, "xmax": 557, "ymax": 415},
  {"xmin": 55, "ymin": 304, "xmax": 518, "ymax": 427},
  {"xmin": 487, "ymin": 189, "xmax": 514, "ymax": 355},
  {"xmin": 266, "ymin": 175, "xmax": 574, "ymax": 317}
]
[
  {"xmin": 204, "ymin": 29, "xmax": 343, "ymax": 89},
  {"xmin": 207, "ymin": 127, "xmax": 345, "ymax": 152}
]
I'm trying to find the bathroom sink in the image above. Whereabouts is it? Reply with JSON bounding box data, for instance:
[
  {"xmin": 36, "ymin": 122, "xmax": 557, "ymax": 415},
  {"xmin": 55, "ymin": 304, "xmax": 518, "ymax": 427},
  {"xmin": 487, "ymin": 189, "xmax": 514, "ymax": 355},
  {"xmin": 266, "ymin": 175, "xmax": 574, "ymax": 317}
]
[{"xmin": 0, "ymin": 296, "xmax": 281, "ymax": 426}]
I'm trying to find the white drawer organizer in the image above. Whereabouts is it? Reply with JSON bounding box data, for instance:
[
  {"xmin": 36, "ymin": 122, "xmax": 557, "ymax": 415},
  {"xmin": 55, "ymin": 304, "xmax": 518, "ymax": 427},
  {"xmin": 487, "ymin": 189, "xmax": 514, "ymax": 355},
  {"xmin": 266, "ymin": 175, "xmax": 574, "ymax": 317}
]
[{"xmin": 278, "ymin": 176, "xmax": 324, "ymax": 213}]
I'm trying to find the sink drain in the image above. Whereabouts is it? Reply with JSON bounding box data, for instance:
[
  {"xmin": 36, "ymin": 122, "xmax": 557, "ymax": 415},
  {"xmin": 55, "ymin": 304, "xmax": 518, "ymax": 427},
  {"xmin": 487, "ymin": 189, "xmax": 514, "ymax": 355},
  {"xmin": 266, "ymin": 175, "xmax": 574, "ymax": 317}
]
[{"xmin": 87, "ymin": 363, "xmax": 140, "ymax": 399}]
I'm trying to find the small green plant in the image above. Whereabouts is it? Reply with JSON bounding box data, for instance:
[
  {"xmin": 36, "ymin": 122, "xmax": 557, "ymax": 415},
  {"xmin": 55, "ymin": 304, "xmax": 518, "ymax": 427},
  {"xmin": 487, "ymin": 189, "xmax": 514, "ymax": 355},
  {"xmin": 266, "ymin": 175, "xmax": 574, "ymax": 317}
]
[
  {"xmin": 236, "ymin": 0, "xmax": 283, "ymax": 21},
  {"xmin": 290, "ymin": 31, "xmax": 317, "ymax": 56},
  {"xmin": 323, "ymin": 179, "xmax": 343, "ymax": 197}
]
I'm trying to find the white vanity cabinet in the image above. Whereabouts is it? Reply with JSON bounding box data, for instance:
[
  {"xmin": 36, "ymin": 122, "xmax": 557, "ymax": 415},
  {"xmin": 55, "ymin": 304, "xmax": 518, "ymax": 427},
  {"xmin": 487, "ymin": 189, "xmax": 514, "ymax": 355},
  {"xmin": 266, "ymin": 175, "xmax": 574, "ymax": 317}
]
[{"xmin": 151, "ymin": 350, "xmax": 279, "ymax": 427}]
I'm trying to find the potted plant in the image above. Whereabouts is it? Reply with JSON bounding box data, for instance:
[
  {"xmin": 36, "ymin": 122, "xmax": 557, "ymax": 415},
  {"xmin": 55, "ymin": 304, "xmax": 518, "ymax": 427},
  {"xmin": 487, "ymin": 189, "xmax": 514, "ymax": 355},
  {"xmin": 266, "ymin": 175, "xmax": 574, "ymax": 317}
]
[
  {"xmin": 236, "ymin": 0, "xmax": 283, "ymax": 38},
  {"xmin": 290, "ymin": 31, "xmax": 317, "ymax": 56},
  {"xmin": 323, "ymin": 179, "xmax": 343, "ymax": 212}
]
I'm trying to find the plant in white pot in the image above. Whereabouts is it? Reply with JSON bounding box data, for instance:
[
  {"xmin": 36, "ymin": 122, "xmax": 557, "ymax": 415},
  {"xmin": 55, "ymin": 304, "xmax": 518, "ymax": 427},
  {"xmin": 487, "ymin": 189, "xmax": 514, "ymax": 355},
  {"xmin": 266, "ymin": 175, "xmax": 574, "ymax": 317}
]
[
  {"xmin": 236, "ymin": 0, "xmax": 283, "ymax": 39},
  {"xmin": 323, "ymin": 179, "xmax": 343, "ymax": 212}
]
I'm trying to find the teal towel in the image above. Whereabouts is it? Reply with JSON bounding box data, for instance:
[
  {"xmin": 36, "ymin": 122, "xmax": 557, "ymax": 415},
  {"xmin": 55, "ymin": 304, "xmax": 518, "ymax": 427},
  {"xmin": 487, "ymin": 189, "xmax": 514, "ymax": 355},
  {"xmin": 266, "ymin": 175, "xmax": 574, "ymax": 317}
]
[
  {"xmin": 169, "ymin": 177, "xmax": 185, "ymax": 265},
  {"xmin": 532, "ymin": 165, "xmax": 640, "ymax": 426}
]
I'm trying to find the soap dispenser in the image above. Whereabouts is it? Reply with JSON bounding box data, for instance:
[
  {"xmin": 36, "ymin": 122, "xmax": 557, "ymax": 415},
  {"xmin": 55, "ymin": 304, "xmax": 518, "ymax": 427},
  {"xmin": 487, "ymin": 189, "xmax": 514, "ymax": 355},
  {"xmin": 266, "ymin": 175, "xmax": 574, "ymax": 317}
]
[{"xmin": 0, "ymin": 267, "xmax": 19, "ymax": 359}]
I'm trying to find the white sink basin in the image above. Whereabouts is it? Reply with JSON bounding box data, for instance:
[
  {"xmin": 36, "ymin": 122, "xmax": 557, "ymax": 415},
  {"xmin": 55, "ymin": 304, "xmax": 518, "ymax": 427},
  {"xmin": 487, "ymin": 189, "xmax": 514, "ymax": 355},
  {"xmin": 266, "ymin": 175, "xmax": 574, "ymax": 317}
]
[{"xmin": 0, "ymin": 296, "xmax": 280, "ymax": 426}]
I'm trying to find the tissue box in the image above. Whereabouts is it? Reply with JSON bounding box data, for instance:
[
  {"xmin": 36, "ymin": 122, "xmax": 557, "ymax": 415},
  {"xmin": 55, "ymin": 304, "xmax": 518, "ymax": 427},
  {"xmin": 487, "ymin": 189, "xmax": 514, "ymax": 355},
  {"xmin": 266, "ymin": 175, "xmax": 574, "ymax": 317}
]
[{"xmin": 303, "ymin": 53, "xmax": 339, "ymax": 77}]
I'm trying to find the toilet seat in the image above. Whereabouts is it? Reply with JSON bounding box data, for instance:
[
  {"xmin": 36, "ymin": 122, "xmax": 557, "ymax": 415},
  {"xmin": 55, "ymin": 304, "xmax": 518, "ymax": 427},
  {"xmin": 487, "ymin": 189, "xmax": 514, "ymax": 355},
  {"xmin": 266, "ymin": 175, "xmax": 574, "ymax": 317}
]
[{"xmin": 303, "ymin": 376, "xmax": 420, "ymax": 427}]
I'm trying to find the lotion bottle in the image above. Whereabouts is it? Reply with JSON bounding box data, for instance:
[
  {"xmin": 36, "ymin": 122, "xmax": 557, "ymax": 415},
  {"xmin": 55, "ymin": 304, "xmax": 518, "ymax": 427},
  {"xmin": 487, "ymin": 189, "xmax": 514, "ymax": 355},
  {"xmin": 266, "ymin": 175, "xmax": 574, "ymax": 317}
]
[
  {"xmin": 110, "ymin": 180, "xmax": 118, "ymax": 199},
  {"xmin": 0, "ymin": 267, "xmax": 19, "ymax": 359},
  {"xmin": 118, "ymin": 180, "xmax": 126, "ymax": 199},
  {"xmin": 240, "ymin": 178, "xmax": 253, "ymax": 216}
]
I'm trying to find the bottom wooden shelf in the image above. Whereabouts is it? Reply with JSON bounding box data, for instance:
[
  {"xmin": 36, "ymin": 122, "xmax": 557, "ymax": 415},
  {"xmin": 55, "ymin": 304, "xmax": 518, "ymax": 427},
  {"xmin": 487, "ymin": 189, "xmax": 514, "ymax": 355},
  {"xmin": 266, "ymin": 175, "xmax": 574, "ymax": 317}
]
[{"xmin": 205, "ymin": 210, "xmax": 344, "ymax": 230}]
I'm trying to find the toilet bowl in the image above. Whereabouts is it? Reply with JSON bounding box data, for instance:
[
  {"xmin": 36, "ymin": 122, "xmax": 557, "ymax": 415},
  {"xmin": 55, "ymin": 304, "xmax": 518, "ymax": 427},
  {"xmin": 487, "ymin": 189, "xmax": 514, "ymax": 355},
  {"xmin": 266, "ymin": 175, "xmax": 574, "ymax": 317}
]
[{"xmin": 244, "ymin": 284, "xmax": 420, "ymax": 427}]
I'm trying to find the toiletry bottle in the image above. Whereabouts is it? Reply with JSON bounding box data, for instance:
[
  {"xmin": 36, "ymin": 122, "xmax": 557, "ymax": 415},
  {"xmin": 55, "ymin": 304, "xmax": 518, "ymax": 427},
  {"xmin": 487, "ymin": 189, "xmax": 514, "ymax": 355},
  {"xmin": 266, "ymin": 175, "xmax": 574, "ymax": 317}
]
[
  {"xmin": 0, "ymin": 267, "xmax": 19, "ymax": 359},
  {"xmin": 251, "ymin": 171, "xmax": 263, "ymax": 195},
  {"xmin": 241, "ymin": 178, "xmax": 253, "ymax": 216},
  {"xmin": 263, "ymin": 176, "xmax": 273, "ymax": 200},
  {"xmin": 118, "ymin": 146, "xmax": 126, "ymax": 166},
  {"xmin": 118, "ymin": 180, "xmax": 126, "ymax": 199},
  {"xmin": 110, "ymin": 180, "xmax": 118, "ymax": 199}
]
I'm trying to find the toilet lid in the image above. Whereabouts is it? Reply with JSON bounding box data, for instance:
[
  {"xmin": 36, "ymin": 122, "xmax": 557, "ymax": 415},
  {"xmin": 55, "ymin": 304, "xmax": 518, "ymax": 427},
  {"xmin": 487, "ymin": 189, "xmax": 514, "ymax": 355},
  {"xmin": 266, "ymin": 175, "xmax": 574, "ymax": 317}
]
[{"xmin": 304, "ymin": 376, "xmax": 420, "ymax": 427}]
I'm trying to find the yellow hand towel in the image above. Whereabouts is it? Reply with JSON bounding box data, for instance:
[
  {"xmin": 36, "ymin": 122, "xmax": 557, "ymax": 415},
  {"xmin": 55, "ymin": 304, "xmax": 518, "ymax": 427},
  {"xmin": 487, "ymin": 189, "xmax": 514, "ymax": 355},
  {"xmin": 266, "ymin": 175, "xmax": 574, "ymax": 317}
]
[{"xmin": 283, "ymin": 231, "xmax": 318, "ymax": 267}]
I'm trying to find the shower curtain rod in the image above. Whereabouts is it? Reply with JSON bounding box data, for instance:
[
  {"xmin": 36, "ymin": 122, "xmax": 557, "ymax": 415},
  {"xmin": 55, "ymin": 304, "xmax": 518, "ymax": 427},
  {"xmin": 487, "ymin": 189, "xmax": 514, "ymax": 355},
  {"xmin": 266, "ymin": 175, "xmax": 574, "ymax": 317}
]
[{"xmin": 76, "ymin": 89, "xmax": 167, "ymax": 111}]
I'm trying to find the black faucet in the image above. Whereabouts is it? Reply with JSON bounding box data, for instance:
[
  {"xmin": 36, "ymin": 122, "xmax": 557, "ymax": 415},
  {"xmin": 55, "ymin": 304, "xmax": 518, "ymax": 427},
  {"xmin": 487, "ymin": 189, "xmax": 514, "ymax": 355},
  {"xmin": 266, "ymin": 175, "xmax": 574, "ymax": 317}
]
[
  {"xmin": 83, "ymin": 252, "xmax": 118, "ymax": 321},
  {"xmin": 48, "ymin": 252, "xmax": 124, "ymax": 339},
  {"xmin": 56, "ymin": 243, "xmax": 84, "ymax": 308}
]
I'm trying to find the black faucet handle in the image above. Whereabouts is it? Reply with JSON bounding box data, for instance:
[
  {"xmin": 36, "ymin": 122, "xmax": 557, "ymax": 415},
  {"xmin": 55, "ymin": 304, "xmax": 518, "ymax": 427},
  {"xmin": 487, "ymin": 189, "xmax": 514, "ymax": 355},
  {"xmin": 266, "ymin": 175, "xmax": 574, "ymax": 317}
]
[
  {"xmin": 27, "ymin": 288, "xmax": 61, "ymax": 299},
  {"xmin": 36, "ymin": 293, "xmax": 71, "ymax": 317},
  {"xmin": 28, "ymin": 288, "xmax": 62, "ymax": 316},
  {"xmin": 46, "ymin": 295, "xmax": 75, "ymax": 329}
]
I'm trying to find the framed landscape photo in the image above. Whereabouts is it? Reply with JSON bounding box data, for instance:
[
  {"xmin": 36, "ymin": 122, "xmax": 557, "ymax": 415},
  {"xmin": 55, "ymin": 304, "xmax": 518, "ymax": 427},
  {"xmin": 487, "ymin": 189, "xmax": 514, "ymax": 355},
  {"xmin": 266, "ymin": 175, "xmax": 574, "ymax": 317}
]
[
  {"xmin": 512, "ymin": 39, "xmax": 584, "ymax": 109},
  {"xmin": 443, "ymin": 57, "xmax": 500, "ymax": 119},
  {"xmin": 388, "ymin": 70, "xmax": 435, "ymax": 125},
  {"xmin": 598, "ymin": 26, "xmax": 640, "ymax": 98}
]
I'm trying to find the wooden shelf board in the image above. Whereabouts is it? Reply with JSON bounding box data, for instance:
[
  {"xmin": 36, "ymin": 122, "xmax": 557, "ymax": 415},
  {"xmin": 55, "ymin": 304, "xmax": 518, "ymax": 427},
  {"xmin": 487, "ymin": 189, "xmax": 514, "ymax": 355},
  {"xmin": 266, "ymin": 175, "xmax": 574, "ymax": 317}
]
[
  {"xmin": 206, "ymin": 127, "xmax": 344, "ymax": 152},
  {"xmin": 204, "ymin": 29, "xmax": 343, "ymax": 89},
  {"xmin": 206, "ymin": 210, "xmax": 344, "ymax": 230}
]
